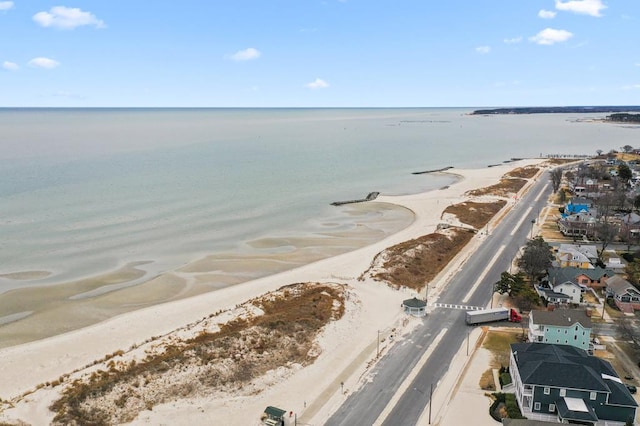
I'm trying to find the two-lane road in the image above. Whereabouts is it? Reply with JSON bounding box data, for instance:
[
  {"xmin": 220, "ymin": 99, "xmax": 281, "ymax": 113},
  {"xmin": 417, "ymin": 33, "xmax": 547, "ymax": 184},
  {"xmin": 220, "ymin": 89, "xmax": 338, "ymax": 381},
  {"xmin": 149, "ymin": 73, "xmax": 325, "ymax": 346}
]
[{"xmin": 326, "ymin": 171, "xmax": 553, "ymax": 425}]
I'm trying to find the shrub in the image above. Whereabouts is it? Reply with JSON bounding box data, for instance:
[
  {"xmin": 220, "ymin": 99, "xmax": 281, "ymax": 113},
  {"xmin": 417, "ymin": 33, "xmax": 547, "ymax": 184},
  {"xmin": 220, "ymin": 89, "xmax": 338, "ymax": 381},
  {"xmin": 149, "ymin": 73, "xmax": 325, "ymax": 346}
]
[{"xmin": 499, "ymin": 372, "xmax": 512, "ymax": 387}]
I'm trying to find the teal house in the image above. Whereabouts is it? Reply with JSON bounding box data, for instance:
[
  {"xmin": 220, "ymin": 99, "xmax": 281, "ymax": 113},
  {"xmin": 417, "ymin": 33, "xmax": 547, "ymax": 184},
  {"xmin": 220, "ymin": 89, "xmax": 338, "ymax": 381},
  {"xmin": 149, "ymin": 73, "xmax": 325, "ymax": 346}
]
[{"xmin": 528, "ymin": 309, "xmax": 591, "ymax": 351}]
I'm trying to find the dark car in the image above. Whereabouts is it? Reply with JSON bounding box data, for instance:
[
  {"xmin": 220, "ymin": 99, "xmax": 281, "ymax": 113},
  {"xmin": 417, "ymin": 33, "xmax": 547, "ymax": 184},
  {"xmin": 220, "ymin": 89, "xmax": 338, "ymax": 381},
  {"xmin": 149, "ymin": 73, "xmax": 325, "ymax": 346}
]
[{"xmin": 626, "ymin": 384, "xmax": 637, "ymax": 394}]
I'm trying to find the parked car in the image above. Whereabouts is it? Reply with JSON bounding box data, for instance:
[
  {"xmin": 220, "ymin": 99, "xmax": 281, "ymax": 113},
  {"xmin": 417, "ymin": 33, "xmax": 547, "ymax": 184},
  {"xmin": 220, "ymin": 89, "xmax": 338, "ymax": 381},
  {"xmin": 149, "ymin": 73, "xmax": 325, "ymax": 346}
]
[{"xmin": 626, "ymin": 384, "xmax": 637, "ymax": 394}]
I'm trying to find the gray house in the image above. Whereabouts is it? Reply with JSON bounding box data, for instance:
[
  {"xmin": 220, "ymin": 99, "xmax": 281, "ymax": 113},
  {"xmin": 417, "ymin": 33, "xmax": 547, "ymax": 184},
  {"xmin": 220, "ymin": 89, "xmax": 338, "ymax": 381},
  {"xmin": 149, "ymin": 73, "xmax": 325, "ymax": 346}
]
[{"xmin": 510, "ymin": 343, "xmax": 637, "ymax": 425}]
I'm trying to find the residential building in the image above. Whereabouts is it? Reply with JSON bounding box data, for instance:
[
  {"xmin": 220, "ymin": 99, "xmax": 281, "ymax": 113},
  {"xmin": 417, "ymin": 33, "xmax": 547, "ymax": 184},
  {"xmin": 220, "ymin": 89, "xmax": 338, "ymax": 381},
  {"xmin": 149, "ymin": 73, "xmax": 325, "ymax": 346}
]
[
  {"xmin": 528, "ymin": 309, "xmax": 591, "ymax": 351},
  {"xmin": 545, "ymin": 266, "xmax": 615, "ymax": 290},
  {"xmin": 510, "ymin": 343, "xmax": 637, "ymax": 425},
  {"xmin": 606, "ymin": 275, "xmax": 640, "ymax": 313},
  {"xmin": 554, "ymin": 244, "xmax": 598, "ymax": 268}
]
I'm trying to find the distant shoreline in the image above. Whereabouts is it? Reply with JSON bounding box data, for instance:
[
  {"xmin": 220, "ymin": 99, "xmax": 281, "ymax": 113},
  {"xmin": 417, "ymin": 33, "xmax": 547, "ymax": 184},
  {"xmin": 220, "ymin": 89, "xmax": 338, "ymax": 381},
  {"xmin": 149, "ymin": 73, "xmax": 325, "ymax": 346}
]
[{"xmin": 471, "ymin": 106, "xmax": 640, "ymax": 115}]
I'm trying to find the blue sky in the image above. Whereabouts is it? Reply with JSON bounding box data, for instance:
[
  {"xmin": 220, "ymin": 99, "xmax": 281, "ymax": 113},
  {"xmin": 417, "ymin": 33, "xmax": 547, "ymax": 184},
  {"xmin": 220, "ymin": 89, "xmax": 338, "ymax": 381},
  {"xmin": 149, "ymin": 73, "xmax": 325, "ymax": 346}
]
[{"xmin": 1, "ymin": 0, "xmax": 638, "ymax": 107}]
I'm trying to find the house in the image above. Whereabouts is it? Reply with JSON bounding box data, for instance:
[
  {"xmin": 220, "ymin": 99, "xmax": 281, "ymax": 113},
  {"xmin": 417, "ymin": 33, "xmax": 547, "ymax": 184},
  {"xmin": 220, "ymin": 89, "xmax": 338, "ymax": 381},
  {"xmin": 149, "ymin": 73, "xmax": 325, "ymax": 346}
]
[
  {"xmin": 537, "ymin": 289, "xmax": 572, "ymax": 306},
  {"xmin": 545, "ymin": 266, "xmax": 615, "ymax": 290},
  {"xmin": 550, "ymin": 281, "xmax": 582, "ymax": 304},
  {"xmin": 564, "ymin": 200, "xmax": 590, "ymax": 215},
  {"xmin": 554, "ymin": 244, "xmax": 598, "ymax": 269},
  {"xmin": 528, "ymin": 309, "xmax": 592, "ymax": 351},
  {"xmin": 606, "ymin": 275, "xmax": 640, "ymax": 313},
  {"xmin": 402, "ymin": 297, "xmax": 427, "ymax": 317},
  {"xmin": 510, "ymin": 342, "xmax": 637, "ymax": 424},
  {"xmin": 557, "ymin": 214, "xmax": 597, "ymax": 239},
  {"xmin": 605, "ymin": 257, "xmax": 626, "ymax": 273}
]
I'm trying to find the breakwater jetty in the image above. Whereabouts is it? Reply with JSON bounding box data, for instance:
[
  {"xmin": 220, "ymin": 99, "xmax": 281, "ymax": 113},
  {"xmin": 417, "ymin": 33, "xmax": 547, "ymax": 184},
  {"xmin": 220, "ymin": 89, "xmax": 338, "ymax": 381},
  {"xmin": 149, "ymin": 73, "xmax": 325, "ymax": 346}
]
[
  {"xmin": 412, "ymin": 166, "xmax": 453, "ymax": 175},
  {"xmin": 331, "ymin": 192, "xmax": 380, "ymax": 206}
]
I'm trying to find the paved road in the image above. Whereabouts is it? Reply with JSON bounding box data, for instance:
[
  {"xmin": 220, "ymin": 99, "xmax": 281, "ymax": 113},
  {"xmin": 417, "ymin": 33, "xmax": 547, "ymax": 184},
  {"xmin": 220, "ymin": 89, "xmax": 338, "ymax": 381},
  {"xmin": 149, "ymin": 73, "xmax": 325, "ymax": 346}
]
[{"xmin": 326, "ymin": 171, "xmax": 553, "ymax": 426}]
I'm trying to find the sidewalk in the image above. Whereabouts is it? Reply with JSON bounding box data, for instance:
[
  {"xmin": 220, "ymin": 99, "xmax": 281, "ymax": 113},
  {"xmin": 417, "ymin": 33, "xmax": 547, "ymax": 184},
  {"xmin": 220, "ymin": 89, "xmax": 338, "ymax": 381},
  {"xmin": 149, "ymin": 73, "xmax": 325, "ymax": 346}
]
[{"xmin": 428, "ymin": 330, "xmax": 496, "ymax": 426}]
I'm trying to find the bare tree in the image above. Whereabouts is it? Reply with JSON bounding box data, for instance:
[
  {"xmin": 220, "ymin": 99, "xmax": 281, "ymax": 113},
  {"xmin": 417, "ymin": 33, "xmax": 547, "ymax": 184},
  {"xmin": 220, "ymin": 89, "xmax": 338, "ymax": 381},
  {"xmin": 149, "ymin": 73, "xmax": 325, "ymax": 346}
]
[
  {"xmin": 517, "ymin": 236, "xmax": 554, "ymax": 284},
  {"xmin": 595, "ymin": 221, "xmax": 618, "ymax": 259},
  {"xmin": 550, "ymin": 168, "xmax": 563, "ymax": 192}
]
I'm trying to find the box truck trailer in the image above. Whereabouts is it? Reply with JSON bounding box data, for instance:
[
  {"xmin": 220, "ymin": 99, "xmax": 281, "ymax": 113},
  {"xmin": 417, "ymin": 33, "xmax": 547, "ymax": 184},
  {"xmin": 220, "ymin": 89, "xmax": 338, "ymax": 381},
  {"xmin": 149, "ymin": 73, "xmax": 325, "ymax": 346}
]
[{"xmin": 465, "ymin": 307, "xmax": 521, "ymax": 325}]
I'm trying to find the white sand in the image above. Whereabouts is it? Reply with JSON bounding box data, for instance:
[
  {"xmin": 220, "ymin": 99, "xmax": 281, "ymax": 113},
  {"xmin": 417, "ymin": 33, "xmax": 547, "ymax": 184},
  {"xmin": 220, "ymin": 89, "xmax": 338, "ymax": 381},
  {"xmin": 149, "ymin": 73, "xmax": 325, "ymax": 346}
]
[{"xmin": 0, "ymin": 160, "xmax": 545, "ymax": 425}]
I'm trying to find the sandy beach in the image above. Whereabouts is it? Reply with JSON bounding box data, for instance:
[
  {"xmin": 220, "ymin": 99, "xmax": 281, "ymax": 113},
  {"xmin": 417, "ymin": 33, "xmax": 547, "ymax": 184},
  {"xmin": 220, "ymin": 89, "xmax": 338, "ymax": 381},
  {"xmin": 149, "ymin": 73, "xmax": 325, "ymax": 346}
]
[{"xmin": 0, "ymin": 159, "xmax": 545, "ymax": 425}]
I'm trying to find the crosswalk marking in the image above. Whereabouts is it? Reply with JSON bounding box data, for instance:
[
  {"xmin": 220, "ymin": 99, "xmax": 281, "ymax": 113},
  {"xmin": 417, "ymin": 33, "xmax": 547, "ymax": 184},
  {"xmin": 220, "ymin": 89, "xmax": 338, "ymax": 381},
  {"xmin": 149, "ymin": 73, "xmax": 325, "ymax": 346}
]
[{"xmin": 433, "ymin": 303, "xmax": 484, "ymax": 311}]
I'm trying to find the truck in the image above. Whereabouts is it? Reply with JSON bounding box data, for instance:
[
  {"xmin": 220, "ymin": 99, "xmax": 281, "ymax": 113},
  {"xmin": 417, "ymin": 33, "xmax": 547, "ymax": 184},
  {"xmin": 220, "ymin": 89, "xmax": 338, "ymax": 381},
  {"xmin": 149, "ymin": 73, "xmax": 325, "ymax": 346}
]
[{"xmin": 465, "ymin": 307, "xmax": 522, "ymax": 325}]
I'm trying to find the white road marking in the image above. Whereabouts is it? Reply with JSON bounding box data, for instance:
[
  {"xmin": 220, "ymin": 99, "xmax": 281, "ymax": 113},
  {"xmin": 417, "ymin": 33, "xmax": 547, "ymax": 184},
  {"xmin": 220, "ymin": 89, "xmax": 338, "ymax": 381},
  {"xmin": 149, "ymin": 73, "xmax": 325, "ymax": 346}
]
[
  {"xmin": 373, "ymin": 328, "xmax": 448, "ymax": 426},
  {"xmin": 510, "ymin": 206, "xmax": 533, "ymax": 236},
  {"xmin": 534, "ymin": 182, "xmax": 549, "ymax": 202},
  {"xmin": 461, "ymin": 244, "xmax": 506, "ymax": 304}
]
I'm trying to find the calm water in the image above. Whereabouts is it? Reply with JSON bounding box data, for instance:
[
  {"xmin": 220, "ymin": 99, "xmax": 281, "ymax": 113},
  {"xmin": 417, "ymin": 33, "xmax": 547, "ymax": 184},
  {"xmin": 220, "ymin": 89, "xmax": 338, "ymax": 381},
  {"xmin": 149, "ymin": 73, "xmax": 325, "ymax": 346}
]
[{"xmin": 0, "ymin": 108, "xmax": 636, "ymax": 291}]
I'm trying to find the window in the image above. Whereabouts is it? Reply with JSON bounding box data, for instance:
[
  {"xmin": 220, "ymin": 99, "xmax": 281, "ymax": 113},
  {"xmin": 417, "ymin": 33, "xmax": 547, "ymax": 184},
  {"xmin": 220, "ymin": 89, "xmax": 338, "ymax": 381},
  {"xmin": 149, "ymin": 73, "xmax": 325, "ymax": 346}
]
[
  {"xmin": 590, "ymin": 392, "xmax": 597, "ymax": 400},
  {"xmin": 549, "ymin": 403, "xmax": 556, "ymax": 412},
  {"xmin": 544, "ymin": 387, "xmax": 550, "ymax": 395},
  {"xmin": 574, "ymin": 335, "xmax": 577, "ymax": 340},
  {"xmin": 560, "ymin": 388, "xmax": 566, "ymax": 397},
  {"xmin": 534, "ymin": 402, "xmax": 541, "ymax": 411}
]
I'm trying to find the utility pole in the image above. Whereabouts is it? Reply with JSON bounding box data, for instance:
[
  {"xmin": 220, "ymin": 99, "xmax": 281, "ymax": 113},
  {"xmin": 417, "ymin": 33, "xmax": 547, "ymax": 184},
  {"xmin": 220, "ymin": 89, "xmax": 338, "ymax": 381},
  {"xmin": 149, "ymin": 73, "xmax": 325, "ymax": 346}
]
[{"xmin": 429, "ymin": 383, "xmax": 433, "ymax": 424}]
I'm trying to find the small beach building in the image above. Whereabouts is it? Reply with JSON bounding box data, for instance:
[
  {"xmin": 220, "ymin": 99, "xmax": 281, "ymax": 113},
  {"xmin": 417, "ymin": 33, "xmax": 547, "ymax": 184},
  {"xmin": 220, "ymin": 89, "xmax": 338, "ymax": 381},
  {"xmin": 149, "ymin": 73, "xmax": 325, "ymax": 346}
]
[
  {"xmin": 402, "ymin": 297, "xmax": 427, "ymax": 317},
  {"xmin": 262, "ymin": 406, "xmax": 286, "ymax": 426}
]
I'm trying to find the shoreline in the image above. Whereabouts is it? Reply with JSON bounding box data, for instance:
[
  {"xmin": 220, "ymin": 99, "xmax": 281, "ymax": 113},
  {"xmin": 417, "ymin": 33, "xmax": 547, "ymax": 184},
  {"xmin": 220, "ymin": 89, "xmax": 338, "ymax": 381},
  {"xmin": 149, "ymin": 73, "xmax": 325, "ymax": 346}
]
[{"xmin": 0, "ymin": 159, "xmax": 545, "ymax": 425}]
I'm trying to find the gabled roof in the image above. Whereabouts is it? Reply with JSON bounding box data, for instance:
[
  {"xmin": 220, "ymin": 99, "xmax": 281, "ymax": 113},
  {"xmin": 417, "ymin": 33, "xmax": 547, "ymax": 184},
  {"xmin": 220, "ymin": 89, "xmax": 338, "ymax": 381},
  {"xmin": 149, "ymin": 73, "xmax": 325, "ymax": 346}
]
[
  {"xmin": 264, "ymin": 406, "xmax": 286, "ymax": 418},
  {"xmin": 530, "ymin": 309, "xmax": 592, "ymax": 329},
  {"xmin": 547, "ymin": 266, "xmax": 615, "ymax": 284},
  {"xmin": 558, "ymin": 244, "xmax": 598, "ymax": 260},
  {"xmin": 622, "ymin": 212, "xmax": 640, "ymax": 224},
  {"xmin": 606, "ymin": 275, "xmax": 638, "ymax": 296},
  {"xmin": 540, "ymin": 290, "xmax": 571, "ymax": 301}
]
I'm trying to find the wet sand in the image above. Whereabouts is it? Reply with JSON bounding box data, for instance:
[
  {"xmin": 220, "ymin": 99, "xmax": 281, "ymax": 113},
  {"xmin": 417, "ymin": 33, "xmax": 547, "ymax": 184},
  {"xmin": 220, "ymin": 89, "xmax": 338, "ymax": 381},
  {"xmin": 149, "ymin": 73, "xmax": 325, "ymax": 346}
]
[{"xmin": 0, "ymin": 202, "xmax": 414, "ymax": 348}]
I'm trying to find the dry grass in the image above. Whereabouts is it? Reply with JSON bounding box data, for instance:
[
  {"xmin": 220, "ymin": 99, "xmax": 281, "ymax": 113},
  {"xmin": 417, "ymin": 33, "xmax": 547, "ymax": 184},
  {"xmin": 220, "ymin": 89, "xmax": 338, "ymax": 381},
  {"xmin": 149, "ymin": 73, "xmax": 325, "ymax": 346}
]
[
  {"xmin": 443, "ymin": 200, "xmax": 507, "ymax": 229},
  {"xmin": 49, "ymin": 282, "xmax": 345, "ymax": 425},
  {"xmin": 364, "ymin": 199, "xmax": 508, "ymax": 291},
  {"xmin": 479, "ymin": 368, "xmax": 496, "ymax": 391},
  {"xmin": 365, "ymin": 228, "xmax": 475, "ymax": 291},
  {"xmin": 466, "ymin": 178, "xmax": 527, "ymax": 197},
  {"xmin": 482, "ymin": 329, "xmax": 523, "ymax": 368},
  {"xmin": 544, "ymin": 158, "xmax": 583, "ymax": 165},
  {"xmin": 505, "ymin": 166, "xmax": 539, "ymax": 179}
]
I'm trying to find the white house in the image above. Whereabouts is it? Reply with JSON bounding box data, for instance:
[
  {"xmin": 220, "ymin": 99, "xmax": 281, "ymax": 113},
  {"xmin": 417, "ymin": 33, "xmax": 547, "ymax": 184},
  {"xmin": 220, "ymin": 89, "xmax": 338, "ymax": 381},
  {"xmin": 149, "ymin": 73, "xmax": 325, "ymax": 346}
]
[{"xmin": 553, "ymin": 281, "xmax": 582, "ymax": 304}]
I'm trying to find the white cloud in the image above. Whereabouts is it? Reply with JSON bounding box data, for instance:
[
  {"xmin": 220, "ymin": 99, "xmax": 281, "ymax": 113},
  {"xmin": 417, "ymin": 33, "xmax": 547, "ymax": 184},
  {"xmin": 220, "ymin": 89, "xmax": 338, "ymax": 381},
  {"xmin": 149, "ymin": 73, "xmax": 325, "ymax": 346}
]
[
  {"xmin": 538, "ymin": 9, "xmax": 557, "ymax": 19},
  {"xmin": 33, "ymin": 6, "xmax": 105, "ymax": 30},
  {"xmin": 28, "ymin": 57, "xmax": 60, "ymax": 69},
  {"xmin": 475, "ymin": 46, "xmax": 491, "ymax": 54},
  {"xmin": 623, "ymin": 84, "xmax": 640, "ymax": 90},
  {"xmin": 529, "ymin": 28, "xmax": 574, "ymax": 45},
  {"xmin": 0, "ymin": 1, "xmax": 14, "ymax": 11},
  {"xmin": 555, "ymin": 0, "xmax": 607, "ymax": 17},
  {"xmin": 231, "ymin": 48, "xmax": 261, "ymax": 61},
  {"xmin": 305, "ymin": 78, "xmax": 329, "ymax": 89},
  {"xmin": 2, "ymin": 61, "xmax": 19, "ymax": 71},
  {"xmin": 504, "ymin": 37, "xmax": 522, "ymax": 44}
]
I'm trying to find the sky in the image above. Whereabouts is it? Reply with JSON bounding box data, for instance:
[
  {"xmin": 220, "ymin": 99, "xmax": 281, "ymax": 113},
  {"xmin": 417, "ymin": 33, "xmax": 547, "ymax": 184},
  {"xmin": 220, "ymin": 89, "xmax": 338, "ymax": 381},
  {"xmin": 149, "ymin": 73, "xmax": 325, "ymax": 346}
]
[{"xmin": 0, "ymin": 0, "xmax": 639, "ymax": 107}]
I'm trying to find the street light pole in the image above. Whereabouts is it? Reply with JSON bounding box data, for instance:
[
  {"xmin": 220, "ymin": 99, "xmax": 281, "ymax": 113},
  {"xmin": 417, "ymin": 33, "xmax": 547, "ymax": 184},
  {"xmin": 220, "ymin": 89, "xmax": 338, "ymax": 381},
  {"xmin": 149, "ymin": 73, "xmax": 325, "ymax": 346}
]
[
  {"xmin": 530, "ymin": 219, "xmax": 536, "ymax": 239},
  {"xmin": 377, "ymin": 330, "xmax": 380, "ymax": 358}
]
